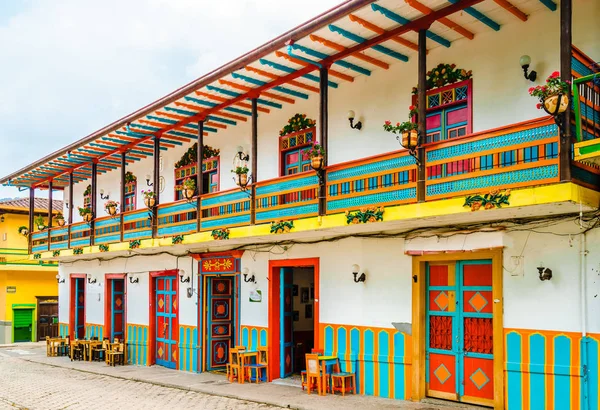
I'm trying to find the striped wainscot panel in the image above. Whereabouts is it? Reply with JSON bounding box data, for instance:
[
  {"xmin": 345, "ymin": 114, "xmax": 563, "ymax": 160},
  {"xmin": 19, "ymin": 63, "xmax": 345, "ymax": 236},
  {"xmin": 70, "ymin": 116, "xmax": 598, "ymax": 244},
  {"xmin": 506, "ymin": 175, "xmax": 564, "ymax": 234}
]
[
  {"xmin": 320, "ymin": 323, "xmax": 412, "ymax": 400},
  {"xmin": 85, "ymin": 323, "xmax": 104, "ymax": 339},
  {"xmin": 157, "ymin": 200, "xmax": 198, "ymax": 237},
  {"xmin": 59, "ymin": 323, "xmax": 69, "ymax": 338},
  {"xmin": 179, "ymin": 325, "xmax": 198, "ymax": 372},
  {"xmin": 94, "ymin": 216, "xmax": 121, "ymax": 244},
  {"xmin": 255, "ymin": 174, "xmax": 319, "ymax": 222},
  {"xmin": 425, "ymin": 120, "xmax": 560, "ymax": 200},
  {"xmin": 31, "ymin": 231, "xmax": 49, "ymax": 253},
  {"xmin": 126, "ymin": 324, "xmax": 149, "ymax": 366},
  {"xmin": 200, "ymin": 189, "xmax": 251, "ymax": 230},
  {"xmin": 327, "ymin": 152, "xmax": 417, "ymax": 213},
  {"xmin": 70, "ymin": 222, "xmax": 91, "ymax": 247},
  {"xmin": 241, "ymin": 325, "xmax": 268, "ymax": 351},
  {"xmin": 505, "ymin": 329, "xmax": 600, "ymax": 410},
  {"xmin": 122, "ymin": 209, "xmax": 152, "ymax": 241},
  {"xmin": 49, "ymin": 227, "xmax": 69, "ymax": 251}
]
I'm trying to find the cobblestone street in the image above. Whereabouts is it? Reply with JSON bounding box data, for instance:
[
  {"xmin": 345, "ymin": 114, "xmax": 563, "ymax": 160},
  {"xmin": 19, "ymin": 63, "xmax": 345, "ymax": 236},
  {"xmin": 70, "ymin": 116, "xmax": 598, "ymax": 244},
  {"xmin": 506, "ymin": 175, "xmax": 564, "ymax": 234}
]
[{"xmin": 0, "ymin": 354, "xmax": 277, "ymax": 410}]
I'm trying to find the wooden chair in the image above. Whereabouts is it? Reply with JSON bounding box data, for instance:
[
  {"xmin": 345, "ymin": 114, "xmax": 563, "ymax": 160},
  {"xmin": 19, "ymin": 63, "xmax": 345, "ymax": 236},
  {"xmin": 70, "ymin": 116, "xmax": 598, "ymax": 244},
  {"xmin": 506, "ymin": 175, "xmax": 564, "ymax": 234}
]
[
  {"xmin": 331, "ymin": 371, "xmax": 356, "ymax": 396},
  {"xmin": 106, "ymin": 343, "xmax": 124, "ymax": 366},
  {"xmin": 58, "ymin": 336, "xmax": 70, "ymax": 357},
  {"xmin": 227, "ymin": 348, "xmax": 243, "ymax": 382},
  {"xmin": 302, "ymin": 349, "xmax": 323, "ymax": 390},
  {"xmin": 45, "ymin": 336, "xmax": 53, "ymax": 357},
  {"xmin": 245, "ymin": 347, "xmax": 268, "ymax": 383},
  {"xmin": 70, "ymin": 341, "xmax": 84, "ymax": 361},
  {"xmin": 305, "ymin": 354, "xmax": 323, "ymax": 395},
  {"xmin": 92, "ymin": 339, "xmax": 109, "ymax": 362}
]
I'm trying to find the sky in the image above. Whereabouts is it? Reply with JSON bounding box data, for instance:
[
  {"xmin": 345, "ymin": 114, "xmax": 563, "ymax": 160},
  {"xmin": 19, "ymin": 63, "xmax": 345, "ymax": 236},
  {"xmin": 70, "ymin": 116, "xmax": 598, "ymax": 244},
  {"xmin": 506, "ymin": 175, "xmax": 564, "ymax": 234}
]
[{"xmin": 0, "ymin": 0, "xmax": 343, "ymax": 200}]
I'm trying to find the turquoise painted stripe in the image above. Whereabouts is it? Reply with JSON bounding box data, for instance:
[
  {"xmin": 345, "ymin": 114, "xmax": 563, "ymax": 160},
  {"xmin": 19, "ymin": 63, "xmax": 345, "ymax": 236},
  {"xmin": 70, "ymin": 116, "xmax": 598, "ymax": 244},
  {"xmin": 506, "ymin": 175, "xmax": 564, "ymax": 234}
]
[
  {"xmin": 258, "ymin": 58, "xmax": 339, "ymax": 88},
  {"xmin": 202, "ymin": 191, "xmax": 250, "ymax": 207},
  {"xmin": 291, "ymin": 43, "xmax": 371, "ymax": 76},
  {"xmin": 95, "ymin": 218, "xmax": 120, "ymax": 228},
  {"xmin": 251, "ymin": 328, "xmax": 258, "ymax": 350},
  {"xmin": 32, "ymin": 232, "xmax": 47, "ymax": 240},
  {"xmin": 230, "ymin": 72, "xmax": 309, "ymax": 99},
  {"xmin": 123, "ymin": 211, "xmax": 150, "ymax": 223},
  {"xmin": 200, "ymin": 214, "xmax": 250, "ymax": 229},
  {"xmin": 137, "ymin": 327, "xmax": 142, "ymax": 365},
  {"xmin": 50, "ymin": 228, "xmax": 69, "ymax": 236},
  {"xmin": 70, "ymin": 224, "xmax": 90, "ymax": 233},
  {"xmin": 506, "ymin": 332, "xmax": 523, "ymax": 410},
  {"xmin": 364, "ymin": 330, "xmax": 375, "ymax": 395},
  {"xmin": 337, "ymin": 327, "xmax": 347, "ymax": 358},
  {"xmin": 157, "ymin": 222, "xmax": 197, "ymax": 236},
  {"xmin": 587, "ymin": 337, "xmax": 599, "ymax": 410},
  {"xmin": 179, "ymin": 327, "xmax": 184, "ymax": 369},
  {"xmin": 256, "ymin": 175, "xmax": 318, "ymax": 195},
  {"xmin": 94, "ymin": 234, "xmax": 121, "ymax": 244},
  {"xmin": 49, "ymin": 242, "xmax": 68, "ymax": 250},
  {"xmin": 328, "ymin": 24, "xmax": 408, "ymax": 62},
  {"xmin": 328, "ymin": 187, "xmax": 416, "ymax": 211},
  {"xmin": 529, "ymin": 334, "xmax": 546, "ymax": 409},
  {"xmin": 329, "ymin": 156, "xmax": 416, "ymax": 181},
  {"xmin": 325, "ymin": 326, "xmax": 334, "ymax": 355},
  {"xmin": 32, "ymin": 245, "xmax": 48, "ymax": 252},
  {"xmin": 554, "ymin": 335, "xmax": 571, "ymax": 409},
  {"xmin": 193, "ymin": 328, "xmax": 198, "ymax": 372},
  {"xmin": 123, "ymin": 230, "xmax": 152, "ymax": 240},
  {"xmin": 255, "ymin": 204, "xmax": 318, "ymax": 222},
  {"xmin": 538, "ymin": 0, "xmax": 557, "ymax": 11},
  {"xmin": 69, "ymin": 238, "xmax": 90, "ymax": 247},
  {"xmin": 260, "ymin": 329, "xmax": 267, "ymax": 347},
  {"xmin": 157, "ymin": 202, "xmax": 196, "ymax": 216},
  {"xmin": 242, "ymin": 327, "xmax": 249, "ymax": 348},
  {"xmin": 144, "ymin": 327, "xmax": 148, "ymax": 365},
  {"xmin": 394, "ymin": 332, "xmax": 405, "ymax": 399},
  {"xmin": 186, "ymin": 328, "xmax": 191, "ymax": 371},
  {"xmin": 378, "ymin": 331, "xmax": 390, "ymax": 398},
  {"xmin": 350, "ymin": 328, "xmax": 360, "ymax": 393}
]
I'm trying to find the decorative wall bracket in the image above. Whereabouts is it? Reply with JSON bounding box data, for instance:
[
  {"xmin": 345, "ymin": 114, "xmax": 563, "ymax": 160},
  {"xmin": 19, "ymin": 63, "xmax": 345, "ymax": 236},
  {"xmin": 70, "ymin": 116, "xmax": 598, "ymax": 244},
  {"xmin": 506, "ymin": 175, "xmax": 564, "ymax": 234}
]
[
  {"xmin": 271, "ymin": 220, "xmax": 294, "ymax": 234},
  {"xmin": 463, "ymin": 189, "xmax": 511, "ymax": 211},
  {"xmin": 345, "ymin": 206, "xmax": 385, "ymax": 224}
]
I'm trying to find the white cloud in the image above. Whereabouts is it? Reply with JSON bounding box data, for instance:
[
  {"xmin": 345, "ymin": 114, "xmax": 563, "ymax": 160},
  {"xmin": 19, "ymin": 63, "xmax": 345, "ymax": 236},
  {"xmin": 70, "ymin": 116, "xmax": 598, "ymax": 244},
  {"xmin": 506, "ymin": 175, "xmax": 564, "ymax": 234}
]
[{"xmin": 0, "ymin": 0, "xmax": 343, "ymax": 198}]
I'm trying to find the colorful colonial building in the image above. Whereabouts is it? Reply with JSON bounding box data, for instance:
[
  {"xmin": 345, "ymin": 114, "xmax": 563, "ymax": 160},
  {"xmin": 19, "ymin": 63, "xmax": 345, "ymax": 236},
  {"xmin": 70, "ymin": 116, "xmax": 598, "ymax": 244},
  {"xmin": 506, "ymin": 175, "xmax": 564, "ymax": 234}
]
[
  {"xmin": 1, "ymin": 0, "xmax": 599, "ymax": 408},
  {"xmin": 0, "ymin": 198, "xmax": 60, "ymax": 343}
]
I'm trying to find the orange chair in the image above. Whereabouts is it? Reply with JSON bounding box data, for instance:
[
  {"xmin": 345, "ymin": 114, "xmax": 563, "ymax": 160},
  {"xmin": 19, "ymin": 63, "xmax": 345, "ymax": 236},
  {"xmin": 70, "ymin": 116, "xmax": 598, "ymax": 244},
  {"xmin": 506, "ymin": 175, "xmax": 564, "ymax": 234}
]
[
  {"xmin": 331, "ymin": 371, "xmax": 356, "ymax": 396},
  {"xmin": 305, "ymin": 354, "xmax": 323, "ymax": 395},
  {"xmin": 302, "ymin": 349, "xmax": 323, "ymax": 389},
  {"xmin": 227, "ymin": 348, "xmax": 242, "ymax": 382}
]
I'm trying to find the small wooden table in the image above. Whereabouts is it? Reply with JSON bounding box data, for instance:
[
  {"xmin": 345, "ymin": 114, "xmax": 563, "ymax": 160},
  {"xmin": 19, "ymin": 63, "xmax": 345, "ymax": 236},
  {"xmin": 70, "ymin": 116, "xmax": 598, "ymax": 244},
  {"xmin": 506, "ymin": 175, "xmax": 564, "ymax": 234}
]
[
  {"xmin": 239, "ymin": 351, "xmax": 258, "ymax": 384},
  {"xmin": 317, "ymin": 355, "xmax": 340, "ymax": 395},
  {"xmin": 47, "ymin": 337, "xmax": 66, "ymax": 356}
]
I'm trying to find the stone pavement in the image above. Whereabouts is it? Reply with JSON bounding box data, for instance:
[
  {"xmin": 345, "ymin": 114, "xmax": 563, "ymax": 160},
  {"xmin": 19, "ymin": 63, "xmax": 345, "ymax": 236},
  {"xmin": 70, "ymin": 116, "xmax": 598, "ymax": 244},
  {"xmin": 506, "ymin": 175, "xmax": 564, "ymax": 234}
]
[{"xmin": 0, "ymin": 343, "xmax": 465, "ymax": 410}]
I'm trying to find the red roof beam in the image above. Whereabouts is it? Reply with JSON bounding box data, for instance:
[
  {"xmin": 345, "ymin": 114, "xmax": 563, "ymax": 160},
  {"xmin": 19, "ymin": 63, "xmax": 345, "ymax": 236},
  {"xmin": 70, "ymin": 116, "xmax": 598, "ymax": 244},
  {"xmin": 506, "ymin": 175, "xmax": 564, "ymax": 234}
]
[
  {"xmin": 218, "ymin": 79, "xmax": 296, "ymax": 104},
  {"xmin": 348, "ymin": 14, "xmax": 424, "ymax": 53},
  {"xmin": 274, "ymin": 51, "xmax": 354, "ymax": 82},
  {"xmin": 309, "ymin": 34, "xmax": 389, "ymax": 69},
  {"xmin": 493, "ymin": 0, "xmax": 527, "ymax": 22},
  {"xmin": 404, "ymin": 0, "xmax": 475, "ymax": 39},
  {"xmin": 195, "ymin": 91, "xmax": 269, "ymax": 114},
  {"xmin": 244, "ymin": 66, "xmax": 320, "ymax": 93}
]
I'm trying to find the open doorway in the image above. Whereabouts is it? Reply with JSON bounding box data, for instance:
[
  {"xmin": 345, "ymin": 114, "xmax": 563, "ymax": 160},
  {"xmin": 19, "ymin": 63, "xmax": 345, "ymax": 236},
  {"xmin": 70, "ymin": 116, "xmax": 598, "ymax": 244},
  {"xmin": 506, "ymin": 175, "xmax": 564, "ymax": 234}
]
[{"xmin": 268, "ymin": 258, "xmax": 319, "ymax": 382}]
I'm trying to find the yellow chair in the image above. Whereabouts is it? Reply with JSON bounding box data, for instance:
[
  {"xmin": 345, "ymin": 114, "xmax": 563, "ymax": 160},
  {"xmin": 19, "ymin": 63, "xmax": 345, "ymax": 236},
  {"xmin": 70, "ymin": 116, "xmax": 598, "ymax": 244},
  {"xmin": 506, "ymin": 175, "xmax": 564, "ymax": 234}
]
[
  {"xmin": 245, "ymin": 347, "xmax": 269, "ymax": 383},
  {"xmin": 227, "ymin": 348, "xmax": 242, "ymax": 382},
  {"xmin": 106, "ymin": 342, "xmax": 124, "ymax": 366},
  {"xmin": 305, "ymin": 354, "xmax": 323, "ymax": 395}
]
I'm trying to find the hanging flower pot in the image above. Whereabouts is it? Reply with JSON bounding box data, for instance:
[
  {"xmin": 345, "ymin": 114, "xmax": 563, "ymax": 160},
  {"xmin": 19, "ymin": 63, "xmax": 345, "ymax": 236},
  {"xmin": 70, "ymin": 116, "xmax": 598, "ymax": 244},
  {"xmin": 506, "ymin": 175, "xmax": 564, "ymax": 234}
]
[
  {"xmin": 184, "ymin": 188, "xmax": 195, "ymax": 200},
  {"xmin": 57, "ymin": 219, "xmax": 65, "ymax": 227},
  {"xmin": 107, "ymin": 206, "xmax": 117, "ymax": 216},
  {"xmin": 401, "ymin": 130, "xmax": 418, "ymax": 149},
  {"xmin": 83, "ymin": 213, "xmax": 92, "ymax": 223},
  {"xmin": 310, "ymin": 155, "xmax": 323, "ymax": 171},
  {"xmin": 237, "ymin": 173, "xmax": 248, "ymax": 187},
  {"xmin": 144, "ymin": 197, "xmax": 155, "ymax": 208},
  {"xmin": 543, "ymin": 94, "xmax": 569, "ymax": 115},
  {"xmin": 18, "ymin": 227, "xmax": 29, "ymax": 237}
]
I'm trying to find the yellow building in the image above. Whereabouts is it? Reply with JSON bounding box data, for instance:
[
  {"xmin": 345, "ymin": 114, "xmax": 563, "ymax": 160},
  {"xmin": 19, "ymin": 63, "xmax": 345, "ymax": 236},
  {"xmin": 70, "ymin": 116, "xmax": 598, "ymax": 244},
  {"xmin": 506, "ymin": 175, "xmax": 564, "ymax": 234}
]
[{"xmin": 0, "ymin": 198, "xmax": 60, "ymax": 343}]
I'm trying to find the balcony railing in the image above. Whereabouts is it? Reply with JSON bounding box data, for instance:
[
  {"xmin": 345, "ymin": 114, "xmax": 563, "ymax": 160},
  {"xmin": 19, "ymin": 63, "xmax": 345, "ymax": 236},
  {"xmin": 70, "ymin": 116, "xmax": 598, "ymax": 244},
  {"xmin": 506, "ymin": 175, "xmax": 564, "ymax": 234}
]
[{"xmin": 28, "ymin": 118, "xmax": 569, "ymax": 255}]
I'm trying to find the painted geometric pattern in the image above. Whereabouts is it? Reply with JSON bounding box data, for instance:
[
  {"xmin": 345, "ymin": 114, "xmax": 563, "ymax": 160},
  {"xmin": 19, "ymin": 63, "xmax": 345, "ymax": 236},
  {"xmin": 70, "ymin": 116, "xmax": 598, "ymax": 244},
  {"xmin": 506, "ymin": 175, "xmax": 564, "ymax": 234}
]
[
  {"xmin": 470, "ymin": 368, "xmax": 490, "ymax": 390},
  {"xmin": 203, "ymin": 258, "xmax": 234, "ymax": 273},
  {"xmin": 256, "ymin": 174, "xmax": 318, "ymax": 196},
  {"xmin": 434, "ymin": 363, "xmax": 451, "ymax": 384},
  {"xmin": 429, "ymin": 316, "xmax": 452, "ymax": 350},
  {"xmin": 241, "ymin": 326, "xmax": 268, "ymax": 351},
  {"xmin": 201, "ymin": 190, "xmax": 250, "ymax": 207},
  {"xmin": 427, "ymin": 124, "xmax": 558, "ymax": 162},
  {"xmin": 256, "ymin": 203, "xmax": 318, "ymax": 222},
  {"xmin": 328, "ymin": 187, "xmax": 416, "ymax": 211},
  {"xmin": 211, "ymin": 323, "xmax": 231, "ymax": 337},
  {"xmin": 212, "ymin": 278, "xmax": 231, "ymax": 295},
  {"xmin": 456, "ymin": 86, "xmax": 468, "ymax": 101},
  {"xmin": 434, "ymin": 291, "xmax": 449, "ymax": 311},
  {"xmin": 200, "ymin": 214, "xmax": 251, "ymax": 229},
  {"xmin": 178, "ymin": 325, "xmax": 198, "ymax": 373},
  {"xmin": 426, "ymin": 165, "xmax": 558, "ymax": 197},
  {"xmin": 126, "ymin": 324, "xmax": 149, "ymax": 366},
  {"xmin": 212, "ymin": 299, "xmax": 230, "ymax": 320},
  {"xmin": 469, "ymin": 292, "xmax": 488, "ymax": 312},
  {"xmin": 329, "ymin": 156, "xmax": 416, "ymax": 182},
  {"xmin": 211, "ymin": 340, "xmax": 228, "ymax": 367}
]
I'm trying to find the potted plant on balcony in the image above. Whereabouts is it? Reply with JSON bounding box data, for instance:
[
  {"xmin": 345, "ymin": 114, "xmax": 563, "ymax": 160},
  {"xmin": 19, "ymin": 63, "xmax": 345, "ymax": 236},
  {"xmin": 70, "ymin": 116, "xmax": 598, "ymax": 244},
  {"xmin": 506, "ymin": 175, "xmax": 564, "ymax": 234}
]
[
  {"xmin": 304, "ymin": 141, "xmax": 326, "ymax": 171},
  {"xmin": 104, "ymin": 200, "xmax": 119, "ymax": 216},
  {"xmin": 18, "ymin": 226, "xmax": 29, "ymax": 237},
  {"xmin": 142, "ymin": 190, "xmax": 156, "ymax": 208},
  {"xmin": 34, "ymin": 215, "xmax": 46, "ymax": 231},
  {"xmin": 55, "ymin": 212, "xmax": 65, "ymax": 226},
  {"xmin": 78, "ymin": 207, "xmax": 93, "ymax": 223},
  {"xmin": 232, "ymin": 166, "xmax": 250, "ymax": 187},
  {"xmin": 383, "ymin": 120, "xmax": 419, "ymax": 149},
  {"xmin": 177, "ymin": 178, "xmax": 196, "ymax": 200},
  {"xmin": 529, "ymin": 71, "xmax": 570, "ymax": 115}
]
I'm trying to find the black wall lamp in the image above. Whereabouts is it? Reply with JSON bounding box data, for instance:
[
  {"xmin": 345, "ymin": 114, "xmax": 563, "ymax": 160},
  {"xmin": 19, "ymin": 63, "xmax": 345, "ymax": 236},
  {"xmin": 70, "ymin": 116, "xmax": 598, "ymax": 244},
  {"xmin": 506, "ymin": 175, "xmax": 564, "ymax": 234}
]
[
  {"xmin": 242, "ymin": 268, "xmax": 256, "ymax": 284},
  {"xmin": 145, "ymin": 174, "xmax": 153, "ymax": 187},
  {"xmin": 235, "ymin": 145, "xmax": 250, "ymax": 162},
  {"xmin": 56, "ymin": 274, "xmax": 65, "ymax": 283},
  {"xmin": 520, "ymin": 55, "xmax": 537, "ymax": 82},
  {"xmin": 100, "ymin": 189, "xmax": 110, "ymax": 200},
  {"xmin": 351, "ymin": 264, "xmax": 366, "ymax": 283},
  {"xmin": 87, "ymin": 275, "xmax": 97, "ymax": 284},
  {"xmin": 180, "ymin": 271, "xmax": 190, "ymax": 283},
  {"xmin": 0, "ymin": 214, "xmax": 4, "ymax": 223},
  {"xmin": 537, "ymin": 265, "xmax": 553, "ymax": 281},
  {"xmin": 129, "ymin": 276, "xmax": 139, "ymax": 284},
  {"xmin": 347, "ymin": 110, "xmax": 362, "ymax": 130}
]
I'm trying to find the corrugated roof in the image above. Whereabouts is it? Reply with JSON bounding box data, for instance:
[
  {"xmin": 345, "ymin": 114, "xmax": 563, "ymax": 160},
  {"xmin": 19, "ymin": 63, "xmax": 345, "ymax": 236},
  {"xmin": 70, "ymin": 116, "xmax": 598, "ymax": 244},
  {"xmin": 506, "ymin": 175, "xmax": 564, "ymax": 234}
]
[{"xmin": 0, "ymin": 198, "xmax": 63, "ymax": 212}]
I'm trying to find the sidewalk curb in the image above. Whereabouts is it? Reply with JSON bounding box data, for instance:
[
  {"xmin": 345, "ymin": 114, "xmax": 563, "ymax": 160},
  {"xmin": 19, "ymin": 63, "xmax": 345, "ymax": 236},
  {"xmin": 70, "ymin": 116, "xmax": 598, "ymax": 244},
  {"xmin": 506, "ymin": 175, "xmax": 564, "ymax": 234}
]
[{"xmin": 22, "ymin": 358, "xmax": 295, "ymax": 409}]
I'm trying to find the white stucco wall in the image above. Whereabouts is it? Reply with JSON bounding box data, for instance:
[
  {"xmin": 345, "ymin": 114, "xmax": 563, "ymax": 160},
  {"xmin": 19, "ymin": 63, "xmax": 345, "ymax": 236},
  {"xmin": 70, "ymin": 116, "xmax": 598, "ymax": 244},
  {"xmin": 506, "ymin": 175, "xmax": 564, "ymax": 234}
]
[{"xmin": 62, "ymin": 3, "xmax": 599, "ymax": 213}]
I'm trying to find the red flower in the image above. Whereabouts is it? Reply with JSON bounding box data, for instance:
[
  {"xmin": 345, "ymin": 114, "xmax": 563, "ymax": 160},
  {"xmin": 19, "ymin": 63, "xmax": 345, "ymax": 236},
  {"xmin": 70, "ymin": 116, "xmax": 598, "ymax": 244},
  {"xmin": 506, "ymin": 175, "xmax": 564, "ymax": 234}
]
[
  {"xmin": 385, "ymin": 120, "xmax": 391, "ymax": 125},
  {"xmin": 396, "ymin": 122, "xmax": 400, "ymax": 127},
  {"xmin": 409, "ymin": 105, "xmax": 416, "ymax": 110},
  {"xmin": 536, "ymin": 103, "xmax": 542, "ymax": 109},
  {"xmin": 551, "ymin": 71, "xmax": 560, "ymax": 78},
  {"xmin": 528, "ymin": 87, "xmax": 535, "ymax": 93}
]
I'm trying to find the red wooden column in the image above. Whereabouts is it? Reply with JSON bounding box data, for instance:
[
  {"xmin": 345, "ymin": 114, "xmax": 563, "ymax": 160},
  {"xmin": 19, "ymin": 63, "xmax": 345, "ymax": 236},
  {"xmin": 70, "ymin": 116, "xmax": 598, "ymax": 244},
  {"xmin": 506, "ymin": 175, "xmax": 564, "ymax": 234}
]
[
  {"xmin": 197, "ymin": 120, "xmax": 204, "ymax": 231},
  {"xmin": 318, "ymin": 66, "xmax": 329, "ymax": 215},
  {"xmin": 559, "ymin": 0, "xmax": 572, "ymax": 182},
  {"xmin": 417, "ymin": 29, "xmax": 427, "ymax": 203}
]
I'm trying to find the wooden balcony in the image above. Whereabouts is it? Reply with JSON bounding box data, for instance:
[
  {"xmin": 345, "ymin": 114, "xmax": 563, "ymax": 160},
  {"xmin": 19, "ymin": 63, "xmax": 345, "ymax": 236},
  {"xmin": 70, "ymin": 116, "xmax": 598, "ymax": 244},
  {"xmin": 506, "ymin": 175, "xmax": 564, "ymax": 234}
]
[{"xmin": 29, "ymin": 117, "xmax": 574, "ymax": 256}]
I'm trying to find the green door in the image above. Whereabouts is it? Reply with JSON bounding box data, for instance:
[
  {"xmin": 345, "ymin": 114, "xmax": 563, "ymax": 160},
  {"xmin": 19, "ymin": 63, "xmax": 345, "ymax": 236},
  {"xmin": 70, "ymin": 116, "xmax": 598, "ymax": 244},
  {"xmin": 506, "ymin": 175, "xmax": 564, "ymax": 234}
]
[{"xmin": 13, "ymin": 309, "xmax": 33, "ymax": 342}]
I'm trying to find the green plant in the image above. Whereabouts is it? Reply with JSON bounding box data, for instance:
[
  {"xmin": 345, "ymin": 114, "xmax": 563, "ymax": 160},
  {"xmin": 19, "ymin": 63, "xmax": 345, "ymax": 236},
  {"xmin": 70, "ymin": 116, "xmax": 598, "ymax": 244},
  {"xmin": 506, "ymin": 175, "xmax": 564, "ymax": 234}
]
[
  {"xmin": 174, "ymin": 143, "xmax": 220, "ymax": 169},
  {"xmin": 172, "ymin": 235, "xmax": 184, "ymax": 244},
  {"xmin": 33, "ymin": 253, "xmax": 41, "ymax": 259},
  {"xmin": 270, "ymin": 220, "xmax": 294, "ymax": 234},
  {"xmin": 178, "ymin": 177, "xmax": 196, "ymax": 191},
  {"xmin": 464, "ymin": 189, "xmax": 511, "ymax": 211},
  {"xmin": 83, "ymin": 184, "xmax": 91, "ymax": 197},
  {"xmin": 141, "ymin": 190, "xmax": 155, "ymax": 199},
  {"xmin": 104, "ymin": 200, "xmax": 119, "ymax": 210},
  {"xmin": 78, "ymin": 207, "xmax": 92, "ymax": 216},
  {"xmin": 125, "ymin": 171, "xmax": 137, "ymax": 184},
  {"xmin": 411, "ymin": 63, "xmax": 472, "ymax": 94},
  {"xmin": 73, "ymin": 247, "xmax": 84, "ymax": 255},
  {"xmin": 345, "ymin": 206, "xmax": 385, "ymax": 224},
  {"xmin": 231, "ymin": 166, "xmax": 249, "ymax": 175},
  {"xmin": 304, "ymin": 142, "xmax": 325, "ymax": 159},
  {"xmin": 55, "ymin": 212, "xmax": 64, "ymax": 220},
  {"xmin": 529, "ymin": 71, "xmax": 570, "ymax": 108},
  {"xmin": 18, "ymin": 226, "xmax": 28, "ymax": 235},
  {"xmin": 211, "ymin": 228, "xmax": 230, "ymax": 240},
  {"xmin": 99, "ymin": 244, "xmax": 109, "ymax": 252},
  {"xmin": 279, "ymin": 114, "xmax": 316, "ymax": 137},
  {"xmin": 34, "ymin": 215, "xmax": 45, "ymax": 228},
  {"xmin": 52, "ymin": 250, "xmax": 60, "ymax": 257},
  {"xmin": 129, "ymin": 239, "xmax": 141, "ymax": 249},
  {"xmin": 383, "ymin": 120, "xmax": 418, "ymax": 135}
]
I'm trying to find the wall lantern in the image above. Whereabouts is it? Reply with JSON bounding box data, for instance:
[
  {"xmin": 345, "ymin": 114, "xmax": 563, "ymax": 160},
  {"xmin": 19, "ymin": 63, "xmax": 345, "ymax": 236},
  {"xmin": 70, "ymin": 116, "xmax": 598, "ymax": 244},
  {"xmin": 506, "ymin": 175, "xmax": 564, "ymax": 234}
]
[
  {"xmin": 56, "ymin": 274, "xmax": 65, "ymax": 284},
  {"xmin": 0, "ymin": 214, "xmax": 4, "ymax": 223},
  {"xmin": 100, "ymin": 189, "xmax": 110, "ymax": 200},
  {"xmin": 235, "ymin": 146, "xmax": 250, "ymax": 162},
  {"xmin": 129, "ymin": 276, "xmax": 139, "ymax": 284},
  {"xmin": 179, "ymin": 271, "xmax": 190, "ymax": 283},
  {"xmin": 537, "ymin": 265, "xmax": 552, "ymax": 281},
  {"xmin": 351, "ymin": 264, "xmax": 366, "ymax": 283},
  {"xmin": 145, "ymin": 174, "xmax": 153, "ymax": 187},
  {"xmin": 242, "ymin": 267, "xmax": 256, "ymax": 284},
  {"xmin": 87, "ymin": 275, "xmax": 97, "ymax": 284},
  {"xmin": 347, "ymin": 110, "xmax": 362, "ymax": 130},
  {"xmin": 519, "ymin": 55, "xmax": 537, "ymax": 82}
]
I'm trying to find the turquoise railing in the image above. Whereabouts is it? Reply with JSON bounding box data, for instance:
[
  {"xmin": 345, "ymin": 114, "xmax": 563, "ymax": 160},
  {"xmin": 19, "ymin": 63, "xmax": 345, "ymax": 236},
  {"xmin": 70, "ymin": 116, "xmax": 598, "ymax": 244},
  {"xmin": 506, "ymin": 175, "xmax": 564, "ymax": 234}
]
[
  {"xmin": 200, "ymin": 188, "xmax": 251, "ymax": 230},
  {"xmin": 70, "ymin": 222, "xmax": 91, "ymax": 248},
  {"xmin": 255, "ymin": 172, "xmax": 319, "ymax": 222},
  {"xmin": 157, "ymin": 200, "xmax": 198, "ymax": 236},
  {"xmin": 31, "ymin": 230, "xmax": 49, "ymax": 253},
  {"xmin": 94, "ymin": 216, "xmax": 121, "ymax": 244},
  {"xmin": 122, "ymin": 209, "xmax": 152, "ymax": 241},
  {"xmin": 49, "ymin": 226, "xmax": 69, "ymax": 251}
]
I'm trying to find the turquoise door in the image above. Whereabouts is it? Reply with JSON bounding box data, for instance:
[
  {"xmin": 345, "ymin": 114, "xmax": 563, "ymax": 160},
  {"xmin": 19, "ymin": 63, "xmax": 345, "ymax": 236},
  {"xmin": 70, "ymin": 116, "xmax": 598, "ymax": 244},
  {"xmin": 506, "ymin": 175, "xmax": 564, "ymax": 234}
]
[
  {"xmin": 206, "ymin": 276, "xmax": 235, "ymax": 371},
  {"xmin": 111, "ymin": 279, "xmax": 125, "ymax": 341},
  {"xmin": 280, "ymin": 267, "xmax": 293, "ymax": 378},
  {"xmin": 155, "ymin": 276, "xmax": 178, "ymax": 369},
  {"xmin": 75, "ymin": 278, "xmax": 85, "ymax": 339}
]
